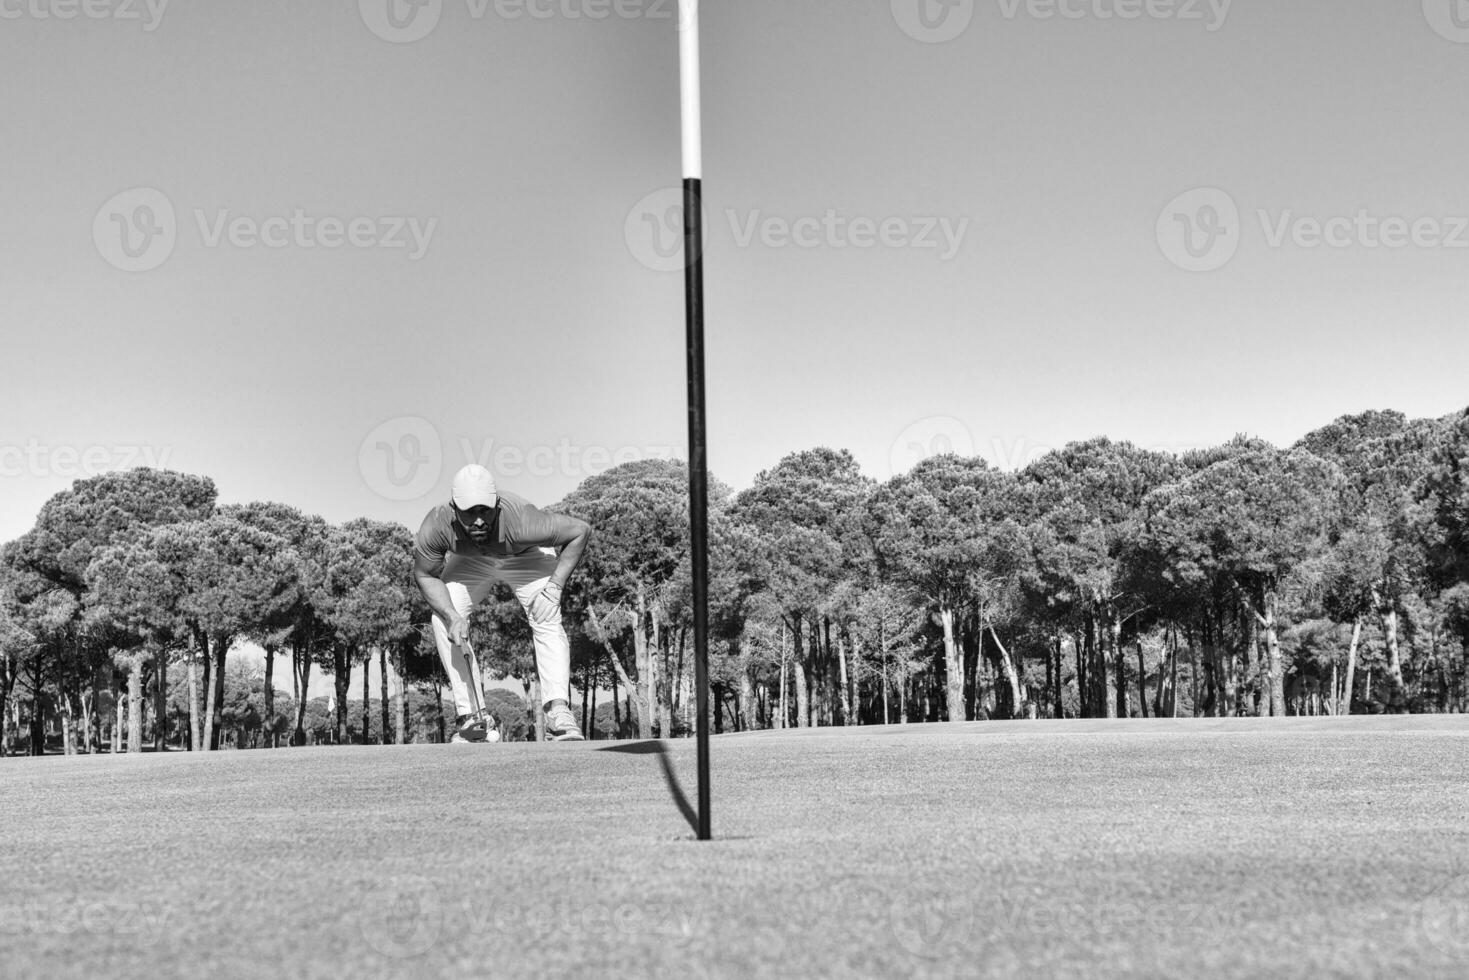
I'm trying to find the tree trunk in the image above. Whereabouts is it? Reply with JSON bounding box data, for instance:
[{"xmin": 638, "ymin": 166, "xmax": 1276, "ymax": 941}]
[
  {"xmin": 333, "ymin": 646, "xmax": 351, "ymax": 745},
  {"xmin": 433, "ymin": 676, "xmax": 446, "ymax": 743},
  {"xmin": 1076, "ymin": 630, "xmax": 1088, "ymax": 719},
  {"xmin": 1136, "ymin": 644, "xmax": 1150, "ymax": 719},
  {"xmin": 209, "ymin": 634, "xmax": 227, "ymax": 750},
  {"xmin": 200, "ymin": 634, "xmax": 218, "ymax": 752},
  {"xmin": 877, "ymin": 618, "xmax": 891, "ymax": 725},
  {"xmin": 581, "ymin": 657, "xmax": 593, "ymax": 734},
  {"xmin": 989, "ymin": 626, "xmax": 1024, "ymax": 720},
  {"xmin": 1054, "ymin": 635, "xmax": 1066, "ymax": 720},
  {"xmin": 837, "ymin": 633, "xmax": 853, "ymax": 726},
  {"xmin": 1169, "ymin": 633, "xmax": 1179, "ymax": 718},
  {"xmin": 530, "ymin": 677, "xmax": 544, "ymax": 742},
  {"xmin": 779, "ymin": 642, "xmax": 788, "ymax": 729},
  {"xmin": 611, "ymin": 661, "xmax": 621, "ymax": 735},
  {"xmin": 380, "ymin": 648, "xmax": 392, "ymax": 745},
  {"xmin": 1242, "ymin": 606, "xmax": 1262, "ymax": 716},
  {"xmin": 127, "ymin": 656, "xmax": 144, "ymax": 754},
  {"xmin": 187, "ymin": 646, "xmax": 200, "ymax": 751},
  {"xmin": 632, "ymin": 596, "xmax": 654, "ymax": 738},
  {"xmin": 89, "ymin": 668, "xmax": 102, "ymax": 752},
  {"xmin": 739, "ymin": 668, "xmax": 755, "ymax": 733},
  {"xmin": 1260, "ymin": 593, "xmax": 1286, "ymax": 717},
  {"xmin": 1111, "ymin": 613, "xmax": 1126, "ymax": 719},
  {"xmin": 655, "ymin": 612, "xmax": 673, "ymax": 738},
  {"xmin": 396, "ymin": 661, "xmax": 409, "ymax": 745},
  {"xmin": 361, "ymin": 656, "xmax": 371, "ymax": 745},
  {"xmin": 110, "ymin": 668, "xmax": 123, "ymax": 754},
  {"xmin": 1381, "ymin": 603, "xmax": 1406, "ymax": 709},
  {"xmin": 940, "ymin": 604, "xmax": 963, "ymax": 723},
  {"xmin": 587, "ymin": 663, "xmax": 598, "ymax": 740},
  {"xmin": 791, "ymin": 614, "xmax": 810, "ymax": 728},
  {"xmin": 25, "ymin": 652, "xmax": 43, "ymax": 756},
  {"xmin": 893, "ymin": 667, "xmax": 904, "ymax": 728},
  {"xmin": 60, "ymin": 692, "xmax": 74, "ymax": 756},
  {"xmin": 293, "ymin": 644, "xmax": 313, "ymax": 746},
  {"xmin": 152, "ymin": 649, "xmax": 168, "ymax": 752},
  {"xmin": 262, "ymin": 646, "xmax": 276, "ymax": 748},
  {"xmin": 1341, "ymin": 618, "xmax": 1363, "ymax": 715}
]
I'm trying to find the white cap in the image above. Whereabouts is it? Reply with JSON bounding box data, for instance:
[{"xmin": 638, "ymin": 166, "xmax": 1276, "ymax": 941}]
[{"xmin": 451, "ymin": 464, "xmax": 497, "ymax": 510}]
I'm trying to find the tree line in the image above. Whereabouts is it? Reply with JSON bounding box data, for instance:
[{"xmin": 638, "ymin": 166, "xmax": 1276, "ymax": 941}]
[{"xmin": 2, "ymin": 406, "xmax": 1467, "ymax": 755}]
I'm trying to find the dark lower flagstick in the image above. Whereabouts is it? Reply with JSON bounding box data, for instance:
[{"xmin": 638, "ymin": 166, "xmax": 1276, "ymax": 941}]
[{"xmin": 679, "ymin": 0, "xmax": 711, "ymax": 842}]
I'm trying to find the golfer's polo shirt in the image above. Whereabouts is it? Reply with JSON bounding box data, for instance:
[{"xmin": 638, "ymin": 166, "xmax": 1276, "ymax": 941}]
[{"xmin": 414, "ymin": 491, "xmax": 583, "ymax": 573}]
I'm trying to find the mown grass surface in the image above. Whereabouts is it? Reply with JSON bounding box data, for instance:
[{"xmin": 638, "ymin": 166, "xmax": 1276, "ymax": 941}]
[{"xmin": 3, "ymin": 716, "xmax": 1467, "ymax": 979}]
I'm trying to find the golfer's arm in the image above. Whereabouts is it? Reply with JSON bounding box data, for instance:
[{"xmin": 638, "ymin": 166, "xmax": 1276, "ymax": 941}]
[
  {"xmin": 547, "ymin": 518, "xmax": 591, "ymax": 590},
  {"xmin": 413, "ymin": 557, "xmax": 463, "ymax": 626}
]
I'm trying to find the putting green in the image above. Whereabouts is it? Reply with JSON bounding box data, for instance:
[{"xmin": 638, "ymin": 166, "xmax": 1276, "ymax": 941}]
[{"xmin": 2, "ymin": 718, "xmax": 1466, "ymax": 979}]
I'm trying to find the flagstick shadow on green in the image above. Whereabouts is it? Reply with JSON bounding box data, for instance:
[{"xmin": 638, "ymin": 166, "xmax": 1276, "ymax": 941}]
[{"xmin": 597, "ymin": 740, "xmax": 700, "ymax": 835}]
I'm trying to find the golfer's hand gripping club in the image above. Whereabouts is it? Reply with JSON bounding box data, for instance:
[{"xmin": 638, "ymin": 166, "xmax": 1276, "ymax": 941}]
[{"xmin": 448, "ymin": 615, "xmax": 471, "ymax": 647}]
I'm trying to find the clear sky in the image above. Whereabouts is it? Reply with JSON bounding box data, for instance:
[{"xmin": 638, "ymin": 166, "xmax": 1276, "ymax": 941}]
[{"xmin": 4, "ymin": 0, "xmax": 1468, "ymax": 545}]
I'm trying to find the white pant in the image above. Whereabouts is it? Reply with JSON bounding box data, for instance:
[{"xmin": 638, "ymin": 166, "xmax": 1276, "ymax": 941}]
[{"xmin": 429, "ymin": 549, "xmax": 571, "ymax": 717}]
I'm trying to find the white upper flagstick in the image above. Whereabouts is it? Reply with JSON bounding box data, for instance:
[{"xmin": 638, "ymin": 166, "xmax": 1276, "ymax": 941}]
[{"xmin": 679, "ymin": 0, "xmax": 702, "ymax": 180}]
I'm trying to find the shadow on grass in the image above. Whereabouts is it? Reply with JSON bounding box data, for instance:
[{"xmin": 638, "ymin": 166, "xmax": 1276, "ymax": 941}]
[{"xmin": 596, "ymin": 740, "xmax": 697, "ymax": 834}]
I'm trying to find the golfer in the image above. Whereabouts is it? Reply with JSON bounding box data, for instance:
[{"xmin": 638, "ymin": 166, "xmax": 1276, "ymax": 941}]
[{"xmin": 413, "ymin": 463, "xmax": 592, "ymax": 742}]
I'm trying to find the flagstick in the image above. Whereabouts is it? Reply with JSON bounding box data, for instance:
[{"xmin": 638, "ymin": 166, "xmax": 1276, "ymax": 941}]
[{"xmin": 679, "ymin": 0, "xmax": 711, "ymax": 842}]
